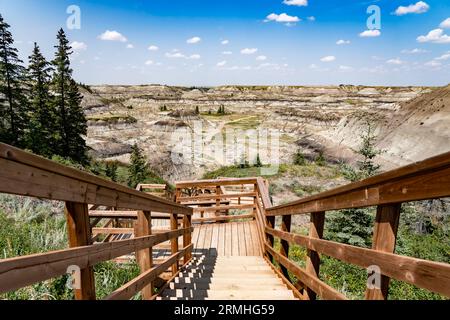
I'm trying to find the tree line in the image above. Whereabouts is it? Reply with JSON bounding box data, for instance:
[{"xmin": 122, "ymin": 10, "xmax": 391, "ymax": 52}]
[{"xmin": 0, "ymin": 14, "xmax": 87, "ymax": 164}]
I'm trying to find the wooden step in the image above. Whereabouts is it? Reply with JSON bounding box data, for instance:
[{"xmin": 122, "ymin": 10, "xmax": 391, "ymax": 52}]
[
  {"xmin": 173, "ymin": 277, "xmax": 284, "ymax": 285},
  {"xmin": 169, "ymin": 282, "xmax": 288, "ymax": 291},
  {"xmin": 158, "ymin": 289, "xmax": 295, "ymax": 300}
]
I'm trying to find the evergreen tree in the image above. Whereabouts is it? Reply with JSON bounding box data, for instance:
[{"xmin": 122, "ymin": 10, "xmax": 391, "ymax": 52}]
[
  {"xmin": 327, "ymin": 122, "xmax": 384, "ymax": 247},
  {"xmin": 255, "ymin": 154, "xmax": 263, "ymax": 167},
  {"xmin": 127, "ymin": 144, "xmax": 150, "ymax": 188},
  {"xmin": 27, "ymin": 42, "xmax": 56, "ymax": 156},
  {"xmin": 293, "ymin": 150, "xmax": 306, "ymax": 166},
  {"xmin": 0, "ymin": 14, "xmax": 28, "ymax": 147},
  {"xmin": 195, "ymin": 105, "xmax": 200, "ymax": 114},
  {"xmin": 105, "ymin": 161, "xmax": 118, "ymax": 182},
  {"xmin": 51, "ymin": 28, "xmax": 87, "ymax": 163}
]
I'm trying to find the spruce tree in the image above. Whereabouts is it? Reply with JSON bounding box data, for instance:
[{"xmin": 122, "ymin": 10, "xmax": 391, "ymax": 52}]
[
  {"xmin": 51, "ymin": 28, "xmax": 87, "ymax": 163},
  {"xmin": 27, "ymin": 43, "xmax": 56, "ymax": 156},
  {"xmin": 327, "ymin": 122, "xmax": 384, "ymax": 247},
  {"xmin": 0, "ymin": 14, "xmax": 28, "ymax": 147},
  {"xmin": 127, "ymin": 144, "xmax": 150, "ymax": 188},
  {"xmin": 105, "ymin": 161, "xmax": 119, "ymax": 182}
]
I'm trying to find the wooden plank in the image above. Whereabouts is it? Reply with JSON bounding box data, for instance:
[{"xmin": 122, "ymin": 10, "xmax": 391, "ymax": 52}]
[
  {"xmin": 176, "ymin": 178, "xmax": 258, "ymax": 188},
  {"xmin": 170, "ymin": 214, "xmax": 179, "ymax": 275},
  {"xmin": 304, "ymin": 212, "xmax": 325, "ymax": 300},
  {"xmin": 265, "ymin": 244, "xmax": 347, "ymax": 300},
  {"xmin": 192, "ymin": 214, "xmax": 254, "ymax": 224},
  {"xmin": 178, "ymin": 192, "xmax": 257, "ymax": 202},
  {"xmin": 267, "ymin": 153, "xmax": 450, "ymax": 217},
  {"xmin": 105, "ymin": 244, "xmax": 192, "ymax": 300},
  {"xmin": 225, "ymin": 222, "xmax": 232, "ymax": 256},
  {"xmin": 244, "ymin": 221, "xmax": 253, "ymax": 256},
  {"xmin": 0, "ymin": 143, "xmax": 191, "ymax": 215},
  {"xmin": 265, "ymin": 227, "xmax": 450, "ymax": 297},
  {"xmin": 192, "ymin": 204, "xmax": 255, "ymax": 213},
  {"xmin": 231, "ymin": 222, "xmax": 239, "ymax": 256},
  {"xmin": 65, "ymin": 202, "xmax": 96, "ymax": 300},
  {"xmin": 365, "ymin": 204, "xmax": 401, "ymax": 300},
  {"xmin": 211, "ymin": 222, "xmax": 219, "ymax": 256},
  {"xmin": 0, "ymin": 227, "xmax": 192, "ymax": 294},
  {"xmin": 204, "ymin": 224, "xmax": 213, "ymax": 257},
  {"xmin": 219, "ymin": 223, "xmax": 226, "ymax": 256},
  {"xmin": 279, "ymin": 214, "xmax": 292, "ymax": 279},
  {"xmin": 92, "ymin": 228, "xmax": 134, "ymax": 235},
  {"xmin": 134, "ymin": 211, "xmax": 153, "ymax": 299}
]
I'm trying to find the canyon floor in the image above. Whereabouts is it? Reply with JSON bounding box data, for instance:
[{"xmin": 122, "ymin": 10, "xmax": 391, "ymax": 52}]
[{"xmin": 81, "ymin": 84, "xmax": 450, "ymax": 188}]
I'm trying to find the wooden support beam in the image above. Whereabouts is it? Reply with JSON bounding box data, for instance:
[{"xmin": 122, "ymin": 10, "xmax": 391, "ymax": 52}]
[
  {"xmin": 279, "ymin": 214, "xmax": 292, "ymax": 279},
  {"xmin": 365, "ymin": 204, "xmax": 401, "ymax": 300},
  {"xmin": 65, "ymin": 202, "xmax": 96, "ymax": 300},
  {"xmin": 183, "ymin": 215, "xmax": 192, "ymax": 263},
  {"xmin": 304, "ymin": 211, "xmax": 325, "ymax": 300},
  {"xmin": 134, "ymin": 211, "xmax": 153, "ymax": 300},
  {"xmin": 192, "ymin": 213, "xmax": 254, "ymax": 224},
  {"xmin": 170, "ymin": 213, "xmax": 179, "ymax": 275}
]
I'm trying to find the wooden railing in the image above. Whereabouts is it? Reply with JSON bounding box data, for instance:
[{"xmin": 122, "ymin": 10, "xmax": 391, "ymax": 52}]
[
  {"xmin": 175, "ymin": 178, "xmax": 260, "ymax": 224},
  {"xmin": 257, "ymin": 151, "xmax": 450, "ymax": 300},
  {"xmin": 0, "ymin": 143, "xmax": 193, "ymax": 300}
]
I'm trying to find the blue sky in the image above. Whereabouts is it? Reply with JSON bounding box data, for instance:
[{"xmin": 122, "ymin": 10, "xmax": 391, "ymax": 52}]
[{"xmin": 1, "ymin": 0, "xmax": 450, "ymax": 86}]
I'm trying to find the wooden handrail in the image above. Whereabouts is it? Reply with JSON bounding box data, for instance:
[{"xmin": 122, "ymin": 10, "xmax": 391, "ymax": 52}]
[
  {"xmin": 258, "ymin": 151, "xmax": 450, "ymax": 300},
  {"xmin": 267, "ymin": 151, "xmax": 450, "ymax": 216},
  {"xmin": 0, "ymin": 227, "xmax": 193, "ymax": 294},
  {"xmin": 0, "ymin": 143, "xmax": 191, "ymax": 215},
  {"xmin": 0, "ymin": 143, "xmax": 194, "ymax": 300}
]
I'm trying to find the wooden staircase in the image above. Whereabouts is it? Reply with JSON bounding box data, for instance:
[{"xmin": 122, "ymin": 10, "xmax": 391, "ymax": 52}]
[
  {"xmin": 158, "ymin": 255, "xmax": 296, "ymax": 300},
  {"xmin": 0, "ymin": 143, "xmax": 449, "ymax": 300}
]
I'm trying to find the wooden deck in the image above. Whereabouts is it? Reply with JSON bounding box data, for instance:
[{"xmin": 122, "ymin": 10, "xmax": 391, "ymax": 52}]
[{"xmin": 191, "ymin": 221, "xmax": 262, "ymax": 257}]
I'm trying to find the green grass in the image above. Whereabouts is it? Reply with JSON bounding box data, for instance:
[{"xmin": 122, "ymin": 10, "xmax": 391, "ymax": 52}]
[{"xmin": 0, "ymin": 195, "xmax": 142, "ymax": 300}]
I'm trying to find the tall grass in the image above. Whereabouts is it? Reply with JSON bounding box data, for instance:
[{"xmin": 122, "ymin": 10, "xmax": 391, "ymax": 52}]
[{"xmin": 0, "ymin": 194, "xmax": 141, "ymax": 300}]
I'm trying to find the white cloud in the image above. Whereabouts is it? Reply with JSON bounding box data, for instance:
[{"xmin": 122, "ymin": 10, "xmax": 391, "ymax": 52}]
[
  {"xmin": 145, "ymin": 60, "xmax": 154, "ymax": 65},
  {"xmin": 309, "ymin": 64, "xmax": 318, "ymax": 69},
  {"xmin": 70, "ymin": 41, "xmax": 87, "ymax": 51},
  {"xmin": 148, "ymin": 45, "xmax": 159, "ymax": 51},
  {"xmin": 283, "ymin": 0, "xmax": 308, "ymax": 6},
  {"xmin": 165, "ymin": 52, "xmax": 186, "ymax": 59},
  {"xmin": 440, "ymin": 18, "xmax": 450, "ymax": 29},
  {"xmin": 417, "ymin": 29, "xmax": 450, "ymax": 44},
  {"xmin": 307, "ymin": 16, "xmax": 316, "ymax": 21},
  {"xmin": 256, "ymin": 55, "xmax": 267, "ymax": 61},
  {"xmin": 435, "ymin": 52, "xmax": 450, "ymax": 60},
  {"xmin": 265, "ymin": 13, "xmax": 300, "ymax": 23},
  {"xmin": 126, "ymin": 44, "xmax": 134, "ymax": 49},
  {"xmin": 394, "ymin": 1, "xmax": 429, "ymax": 16},
  {"xmin": 339, "ymin": 65, "xmax": 353, "ymax": 71},
  {"xmin": 221, "ymin": 40, "xmax": 229, "ymax": 45},
  {"xmin": 386, "ymin": 58, "xmax": 405, "ymax": 65},
  {"xmin": 98, "ymin": 30, "xmax": 127, "ymax": 42},
  {"xmin": 425, "ymin": 60, "xmax": 442, "ymax": 67},
  {"xmin": 241, "ymin": 48, "xmax": 258, "ymax": 55},
  {"xmin": 320, "ymin": 55, "xmax": 336, "ymax": 62},
  {"xmin": 401, "ymin": 48, "xmax": 428, "ymax": 54},
  {"xmin": 222, "ymin": 51, "xmax": 232, "ymax": 55},
  {"xmin": 359, "ymin": 30, "xmax": 381, "ymax": 37},
  {"xmin": 187, "ymin": 36, "xmax": 201, "ymax": 44},
  {"xmin": 217, "ymin": 61, "xmax": 227, "ymax": 67},
  {"xmin": 165, "ymin": 51, "xmax": 200, "ymax": 60},
  {"xmin": 336, "ymin": 39, "xmax": 350, "ymax": 45}
]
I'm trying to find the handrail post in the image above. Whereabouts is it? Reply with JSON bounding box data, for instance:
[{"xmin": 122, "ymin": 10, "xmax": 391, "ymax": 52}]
[
  {"xmin": 170, "ymin": 213, "xmax": 179, "ymax": 275},
  {"xmin": 183, "ymin": 214, "xmax": 192, "ymax": 263},
  {"xmin": 305, "ymin": 211, "xmax": 325, "ymax": 300},
  {"xmin": 65, "ymin": 202, "xmax": 96, "ymax": 300},
  {"xmin": 365, "ymin": 203, "xmax": 401, "ymax": 300},
  {"xmin": 279, "ymin": 214, "xmax": 292, "ymax": 279},
  {"xmin": 134, "ymin": 210, "xmax": 153, "ymax": 300}
]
